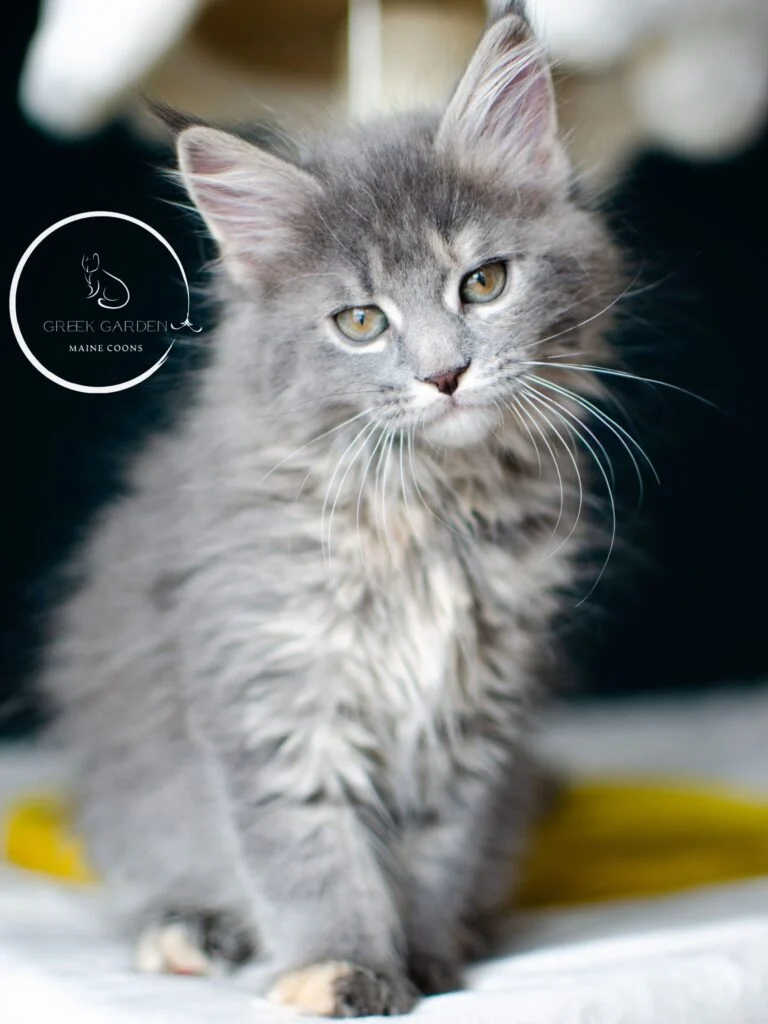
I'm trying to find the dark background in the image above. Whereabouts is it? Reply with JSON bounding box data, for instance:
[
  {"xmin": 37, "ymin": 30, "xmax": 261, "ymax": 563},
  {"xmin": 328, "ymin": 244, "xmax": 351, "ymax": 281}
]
[{"xmin": 3, "ymin": 5, "xmax": 767, "ymax": 735}]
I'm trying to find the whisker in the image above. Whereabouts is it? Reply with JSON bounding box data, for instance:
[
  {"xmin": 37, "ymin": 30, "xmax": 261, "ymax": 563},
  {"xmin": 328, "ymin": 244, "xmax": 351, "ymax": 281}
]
[
  {"xmin": 526, "ymin": 360, "xmax": 718, "ymax": 409},
  {"xmin": 323, "ymin": 419, "xmax": 377, "ymax": 565},
  {"xmin": 490, "ymin": 398, "xmax": 506, "ymax": 439},
  {"xmin": 374, "ymin": 428, "xmax": 393, "ymax": 561},
  {"xmin": 621, "ymin": 267, "xmax": 683, "ymax": 302},
  {"xmin": 406, "ymin": 430, "xmax": 429, "ymax": 525},
  {"xmin": 504, "ymin": 396, "xmax": 543, "ymax": 476},
  {"xmin": 526, "ymin": 268, "xmax": 646, "ymax": 351},
  {"xmin": 224, "ymin": 389, "xmax": 384, "ymax": 429},
  {"xmin": 521, "ymin": 382, "xmax": 616, "ymax": 490},
  {"xmin": 174, "ymin": 392, "xmax": 389, "ymax": 489},
  {"xmin": 255, "ymin": 406, "xmax": 375, "ymax": 489},
  {"xmin": 373, "ymin": 427, "xmax": 391, "ymax": 549},
  {"xmin": 528, "ymin": 372, "xmax": 659, "ymax": 495},
  {"xmin": 398, "ymin": 431, "xmax": 420, "ymax": 551},
  {"xmin": 292, "ymin": 466, "xmax": 316, "ymax": 503},
  {"xmin": 356, "ymin": 425, "xmax": 388, "ymax": 561},
  {"xmin": 378, "ymin": 429, "xmax": 398, "ymax": 560},
  {"xmin": 516, "ymin": 391, "xmax": 565, "ymax": 545},
  {"xmin": 522, "ymin": 385, "xmax": 617, "ymax": 603},
  {"xmin": 406, "ymin": 431, "xmax": 464, "ymax": 538},
  {"xmin": 519, "ymin": 390, "xmax": 585, "ymax": 555}
]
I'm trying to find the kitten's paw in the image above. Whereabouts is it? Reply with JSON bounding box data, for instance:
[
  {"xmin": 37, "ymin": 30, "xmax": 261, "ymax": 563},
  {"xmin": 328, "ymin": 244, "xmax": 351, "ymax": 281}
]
[
  {"xmin": 268, "ymin": 961, "xmax": 418, "ymax": 1017},
  {"xmin": 135, "ymin": 912, "xmax": 255, "ymax": 977},
  {"xmin": 406, "ymin": 951, "xmax": 462, "ymax": 996},
  {"xmin": 135, "ymin": 920, "xmax": 214, "ymax": 976}
]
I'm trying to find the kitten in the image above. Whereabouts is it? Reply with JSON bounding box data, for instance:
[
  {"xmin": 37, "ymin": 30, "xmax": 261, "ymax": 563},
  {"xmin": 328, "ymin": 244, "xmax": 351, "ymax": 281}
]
[{"xmin": 40, "ymin": 7, "xmax": 621, "ymax": 1018}]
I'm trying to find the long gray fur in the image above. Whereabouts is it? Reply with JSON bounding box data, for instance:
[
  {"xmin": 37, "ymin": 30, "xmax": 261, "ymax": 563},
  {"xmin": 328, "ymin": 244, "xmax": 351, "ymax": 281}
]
[{"xmin": 40, "ymin": 11, "xmax": 622, "ymax": 1017}]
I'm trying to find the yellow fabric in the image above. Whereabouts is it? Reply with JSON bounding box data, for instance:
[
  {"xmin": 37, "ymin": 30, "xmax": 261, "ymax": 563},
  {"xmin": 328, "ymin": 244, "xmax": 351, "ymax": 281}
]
[
  {"xmin": 515, "ymin": 779, "xmax": 768, "ymax": 908},
  {"xmin": 4, "ymin": 780, "xmax": 768, "ymax": 906},
  {"xmin": 4, "ymin": 793, "xmax": 95, "ymax": 884}
]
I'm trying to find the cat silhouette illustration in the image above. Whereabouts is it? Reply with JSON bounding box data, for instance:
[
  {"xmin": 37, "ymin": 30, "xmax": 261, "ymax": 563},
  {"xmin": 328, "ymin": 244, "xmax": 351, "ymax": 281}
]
[{"xmin": 81, "ymin": 253, "xmax": 130, "ymax": 311}]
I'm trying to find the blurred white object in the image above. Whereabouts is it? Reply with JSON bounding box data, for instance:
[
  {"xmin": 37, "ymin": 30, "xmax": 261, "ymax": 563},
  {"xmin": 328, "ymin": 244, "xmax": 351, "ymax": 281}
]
[
  {"xmin": 18, "ymin": 0, "xmax": 768, "ymax": 185},
  {"xmin": 19, "ymin": 0, "xmax": 205, "ymax": 137},
  {"xmin": 18, "ymin": 0, "xmax": 483, "ymax": 140},
  {"xmin": 523, "ymin": 0, "xmax": 768, "ymax": 179}
]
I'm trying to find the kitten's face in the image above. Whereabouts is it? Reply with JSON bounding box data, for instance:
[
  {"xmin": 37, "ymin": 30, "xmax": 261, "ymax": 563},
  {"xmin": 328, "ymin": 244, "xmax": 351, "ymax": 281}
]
[
  {"xmin": 259, "ymin": 143, "xmax": 614, "ymax": 448},
  {"xmin": 179, "ymin": 13, "xmax": 619, "ymax": 449}
]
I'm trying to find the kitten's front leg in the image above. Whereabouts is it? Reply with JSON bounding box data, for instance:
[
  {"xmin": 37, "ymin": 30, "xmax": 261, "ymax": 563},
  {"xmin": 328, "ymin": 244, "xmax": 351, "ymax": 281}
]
[
  {"xmin": 197, "ymin": 717, "xmax": 417, "ymax": 1017},
  {"xmin": 404, "ymin": 761, "xmax": 527, "ymax": 996},
  {"xmin": 403, "ymin": 801, "xmax": 486, "ymax": 995}
]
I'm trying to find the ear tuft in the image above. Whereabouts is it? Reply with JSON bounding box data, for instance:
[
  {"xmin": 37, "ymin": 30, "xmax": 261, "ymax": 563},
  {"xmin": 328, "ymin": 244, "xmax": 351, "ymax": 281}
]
[
  {"xmin": 144, "ymin": 97, "xmax": 211, "ymax": 138},
  {"xmin": 486, "ymin": 1, "xmax": 530, "ymax": 24},
  {"xmin": 436, "ymin": 13, "xmax": 567, "ymax": 186}
]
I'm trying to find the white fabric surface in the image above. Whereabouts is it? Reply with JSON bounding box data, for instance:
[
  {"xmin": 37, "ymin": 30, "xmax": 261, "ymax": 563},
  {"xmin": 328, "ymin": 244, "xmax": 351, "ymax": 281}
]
[{"xmin": 2, "ymin": 686, "xmax": 768, "ymax": 1023}]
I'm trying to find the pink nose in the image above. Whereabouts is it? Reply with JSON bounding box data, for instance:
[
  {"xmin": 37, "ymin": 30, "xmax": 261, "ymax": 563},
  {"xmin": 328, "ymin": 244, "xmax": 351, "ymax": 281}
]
[{"xmin": 423, "ymin": 361, "xmax": 470, "ymax": 396}]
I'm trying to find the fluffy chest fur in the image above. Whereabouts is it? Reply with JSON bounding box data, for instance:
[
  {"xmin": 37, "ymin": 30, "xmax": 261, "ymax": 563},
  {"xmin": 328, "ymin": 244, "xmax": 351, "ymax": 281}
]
[{"xmin": 192, "ymin": 422, "xmax": 573, "ymax": 818}]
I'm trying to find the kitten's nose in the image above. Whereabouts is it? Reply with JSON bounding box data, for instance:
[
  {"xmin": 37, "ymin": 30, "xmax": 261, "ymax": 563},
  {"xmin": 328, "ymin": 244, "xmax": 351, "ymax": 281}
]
[{"xmin": 423, "ymin": 360, "xmax": 471, "ymax": 397}]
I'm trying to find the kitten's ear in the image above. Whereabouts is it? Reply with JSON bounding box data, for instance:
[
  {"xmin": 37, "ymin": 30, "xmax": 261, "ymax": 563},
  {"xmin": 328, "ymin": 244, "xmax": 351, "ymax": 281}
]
[
  {"xmin": 177, "ymin": 126, "xmax": 321, "ymax": 284},
  {"xmin": 436, "ymin": 13, "xmax": 567, "ymax": 187}
]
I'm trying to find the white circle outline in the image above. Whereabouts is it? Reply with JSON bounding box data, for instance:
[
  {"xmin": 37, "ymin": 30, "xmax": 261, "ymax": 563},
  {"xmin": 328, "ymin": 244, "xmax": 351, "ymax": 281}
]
[{"xmin": 9, "ymin": 211, "xmax": 197, "ymax": 395}]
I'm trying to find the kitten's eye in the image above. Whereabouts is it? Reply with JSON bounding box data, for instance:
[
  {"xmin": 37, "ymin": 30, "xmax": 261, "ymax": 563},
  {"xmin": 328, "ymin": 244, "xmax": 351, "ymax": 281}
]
[
  {"xmin": 334, "ymin": 305, "xmax": 389, "ymax": 344},
  {"xmin": 459, "ymin": 261, "xmax": 507, "ymax": 305}
]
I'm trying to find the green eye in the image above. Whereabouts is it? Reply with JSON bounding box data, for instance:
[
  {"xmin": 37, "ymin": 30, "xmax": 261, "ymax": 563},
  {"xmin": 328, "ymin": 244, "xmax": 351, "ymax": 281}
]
[
  {"xmin": 459, "ymin": 261, "xmax": 507, "ymax": 305},
  {"xmin": 334, "ymin": 305, "xmax": 389, "ymax": 344}
]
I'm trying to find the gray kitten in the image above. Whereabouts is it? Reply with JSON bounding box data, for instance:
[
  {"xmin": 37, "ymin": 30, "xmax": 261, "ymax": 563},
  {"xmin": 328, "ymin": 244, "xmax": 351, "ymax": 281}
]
[{"xmin": 40, "ymin": 7, "xmax": 621, "ymax": 1018}]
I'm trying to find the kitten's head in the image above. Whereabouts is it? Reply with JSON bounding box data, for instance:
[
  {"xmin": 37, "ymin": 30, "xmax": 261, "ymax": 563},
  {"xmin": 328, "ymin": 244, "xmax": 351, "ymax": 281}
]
[{"xmin": 177, "ymin": 12, "xmax": 620, "ymax": 448}]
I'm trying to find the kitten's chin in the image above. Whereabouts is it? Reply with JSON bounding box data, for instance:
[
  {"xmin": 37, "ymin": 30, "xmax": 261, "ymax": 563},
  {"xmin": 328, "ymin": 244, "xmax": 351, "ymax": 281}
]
[{"xmin": 421, "ymin": 405, "xmax": 497, "ymax": 448}]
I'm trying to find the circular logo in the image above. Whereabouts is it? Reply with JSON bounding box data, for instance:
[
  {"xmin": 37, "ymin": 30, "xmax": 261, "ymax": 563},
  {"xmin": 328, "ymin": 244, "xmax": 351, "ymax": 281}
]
[{"xmin": 9, "ymin": 211, "xmax": 202, "ymax": 394}]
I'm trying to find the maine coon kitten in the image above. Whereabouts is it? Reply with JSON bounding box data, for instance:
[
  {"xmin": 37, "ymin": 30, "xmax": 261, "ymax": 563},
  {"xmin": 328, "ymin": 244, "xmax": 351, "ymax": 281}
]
[{"xmin": 40, "ymin": 6, "xmax": 622, "ymax": 1018}]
